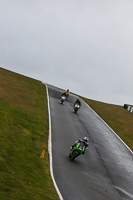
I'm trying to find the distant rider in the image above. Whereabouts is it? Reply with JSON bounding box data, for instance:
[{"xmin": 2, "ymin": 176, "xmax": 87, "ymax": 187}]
[
  {"xmin": 61, "ymin": 89, "xmax": 69, "ymax": 99},
  {"xmin": 66, "ymin": 89, "xmax": 69, "ymax": 93},
  {"xmin": 71, "ymin": 137, "xmax": 89, "ymax": 154},
  {"xmin": 74, "ymin": 98, "xmax": 81, "ymax": 108},
  {"xmin": 61, "ymin": 92, "xmax": 67, "ymax": 98},
  {"xmin": 66, "ymin": 89, "xmax": 70, "ymax": 98}
]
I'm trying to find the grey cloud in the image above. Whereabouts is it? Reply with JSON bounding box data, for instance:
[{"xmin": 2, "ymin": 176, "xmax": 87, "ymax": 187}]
[{"xmin": 0, "ymin": 0, "xmax": 133, "ymax": 105}]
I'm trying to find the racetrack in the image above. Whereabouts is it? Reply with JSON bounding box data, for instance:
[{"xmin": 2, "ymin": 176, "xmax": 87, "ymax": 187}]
[{"xmin": 47, "ymin": 84, "xmax": 133, "ymax": 200}]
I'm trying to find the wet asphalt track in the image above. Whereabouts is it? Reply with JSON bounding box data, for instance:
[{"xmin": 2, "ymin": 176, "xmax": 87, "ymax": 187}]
[{"xmin": 47, "ymin": 84, "xmax": 133, "ymax": 200}]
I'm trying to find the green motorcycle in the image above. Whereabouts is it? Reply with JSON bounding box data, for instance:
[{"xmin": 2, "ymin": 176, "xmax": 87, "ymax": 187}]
[{"xmin": 69, "ymin": 142, "xmax": 85, "ymax": 161}]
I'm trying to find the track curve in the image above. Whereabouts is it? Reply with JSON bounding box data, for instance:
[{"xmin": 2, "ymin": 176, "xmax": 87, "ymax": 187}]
[{"xmin": 47, "ymin": 84, "xmax": 133, "ymax": 200}]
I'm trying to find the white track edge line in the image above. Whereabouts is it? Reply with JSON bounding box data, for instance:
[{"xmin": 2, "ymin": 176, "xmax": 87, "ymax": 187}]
[
  {"xmin": 46, "ymin": 84, "xmax": 64, "ymax": 200},
  {"xmin": 81, "ymin": 99, "xmax": 133, "ymax": 154}
]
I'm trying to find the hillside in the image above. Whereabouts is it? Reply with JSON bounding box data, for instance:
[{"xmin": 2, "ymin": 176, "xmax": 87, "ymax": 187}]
[
  {"xmin": 0, "ymin": 67, "xmax": 133, "ymax": 200},
  {"xmin": 0, "ymin": 67, "xmax": 59, "ymax": 200}
]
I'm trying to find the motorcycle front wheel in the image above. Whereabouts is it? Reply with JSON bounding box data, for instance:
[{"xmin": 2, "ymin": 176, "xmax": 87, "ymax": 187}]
[
  {"xmin": 74, "ymin": 109, "xmax": 77, "ymax": 113},
  {"xmin": 71, "ymin": 151, "xmax": 79, "ymax": 161}
]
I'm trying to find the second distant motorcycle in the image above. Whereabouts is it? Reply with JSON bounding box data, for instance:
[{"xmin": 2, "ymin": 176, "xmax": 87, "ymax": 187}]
[
  {"xmin": 74, "ymin": 104, "xmax": 80, "ymax": 113},
  {"xmin": 73, "ymin": 98, "xmax": 81, "ymax": 113},
  {"xmin": 60, "ymin": 95, "xmax": 66, "ymax": 104}
]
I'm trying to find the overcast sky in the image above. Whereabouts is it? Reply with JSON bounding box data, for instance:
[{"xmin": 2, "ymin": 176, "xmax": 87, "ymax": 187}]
[{"xmin": 0, "ymin": 0, "xmax": 133, "ymax": 105}]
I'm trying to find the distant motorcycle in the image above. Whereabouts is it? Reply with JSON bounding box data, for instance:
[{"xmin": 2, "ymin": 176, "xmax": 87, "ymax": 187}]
[
  {"xmin": 69, "ymin": 142, "xmax": 85, "ymax": 161},
  {"xmin": 74, "ymin": 104, "xmax": 80, "ymax": 113},
  {"xmin": 60, "ymin": 95, "xmax": 66, "ymax": 104}
]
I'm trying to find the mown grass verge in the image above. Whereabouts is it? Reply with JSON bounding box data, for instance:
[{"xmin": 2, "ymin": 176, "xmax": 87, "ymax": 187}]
[{"xmin": 0, "ymin": 67, "xmax": 59, "ymax": 200}]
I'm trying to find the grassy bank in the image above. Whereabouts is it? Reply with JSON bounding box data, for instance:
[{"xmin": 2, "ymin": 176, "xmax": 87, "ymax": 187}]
[
  {"xmin": 0, "ymin": 68, "xmax": 59, "ymax": 200},
  {"xmin": 1, "ymin": 67, "xmax": 133, "ymax": 200},
  {"xmin": 81, "ymin": 96, "xmax": 133, "ymax": 151}
]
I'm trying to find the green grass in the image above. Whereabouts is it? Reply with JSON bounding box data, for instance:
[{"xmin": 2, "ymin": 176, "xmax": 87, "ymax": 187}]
[
  {"xmin": 0, "ymin": 67, "xmax": 59, "ymax": 200},
  {"xmin": 0, "ymin": 67, "xmax": 133, "ymax": 200}
]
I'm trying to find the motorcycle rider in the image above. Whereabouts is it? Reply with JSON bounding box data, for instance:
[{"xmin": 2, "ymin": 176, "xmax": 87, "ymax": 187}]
[
  {"xmin": 73, "ymin": 98, "xmax": 81, "ymax": 108},
  {"xmin": 61, "ymin": 92, "xmax": 67, "ymax": 97},
  {"xmin": 66, "ymin": 89, "xmax": 69, "ymax": 93},
  {"xmin": 65, "ymin": 89, "xmax": 69, "ymax": 98},
  {"xmin": 61, "ymin": 89, "xmax": 69, "ymax": 99},
  {"xmin": 70, "ymin": 137, "xmax": 89, "ymax": 154}
]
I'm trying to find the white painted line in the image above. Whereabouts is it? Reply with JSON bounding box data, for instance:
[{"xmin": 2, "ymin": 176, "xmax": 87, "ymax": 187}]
[
  {"xmin": 46, "ymin": 84, "xmax": 64, "ymax": 200},
  {"xmin": 81, "ymin": 99, "xmax": 133, "ymax": 154}
]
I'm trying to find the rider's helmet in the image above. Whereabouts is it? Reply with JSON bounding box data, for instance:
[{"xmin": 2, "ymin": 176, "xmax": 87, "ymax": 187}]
[
  {"xmin": 84, "ymin": 137, "xmax": 89, "ymax": 142},
  {"xmin": 77, "ymin": 98, "xmax": 80, "ymax": 101},
  {"xmin": 67, "ymin": 89, "xmax": 69, "ymax": 92}
]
